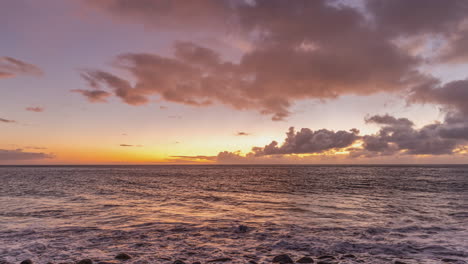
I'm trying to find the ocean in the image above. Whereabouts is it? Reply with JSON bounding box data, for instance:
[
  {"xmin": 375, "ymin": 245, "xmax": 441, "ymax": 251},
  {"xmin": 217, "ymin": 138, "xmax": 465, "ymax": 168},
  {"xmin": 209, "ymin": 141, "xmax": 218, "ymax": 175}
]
[{"xmin": 0, "ymin": 165, "xmax": 467, "ymax": 264}]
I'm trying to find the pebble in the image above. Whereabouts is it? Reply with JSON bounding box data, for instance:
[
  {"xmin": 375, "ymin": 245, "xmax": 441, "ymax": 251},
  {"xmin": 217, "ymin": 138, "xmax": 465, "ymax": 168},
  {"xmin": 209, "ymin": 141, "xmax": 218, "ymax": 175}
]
[
  {"xmin": 272, "ymin": 254, "xmax": 294, "ymax": 264},
  {"xmin": 317, "ymin": 256, "xmax": 335, "ymax": 260},
  {"xmin": 236, "ymin": 225, "xmax": 249, "ymax": 233},
  {"xmin": 77, "ymin": 259, "xmax": 93, "ymax": 264},
  {"xmin": 115, "ymin": 253, "xmax": 132, "ymax": 260},
  {"xmin": 207, "ymin": 258, "xmax": 232, "ymax": 262},
  {"xmin": 442, "ymin": 259, "xmax": 460, "ymax": 263},
  {"xmin": 296, "ymin": 257, "xmax": 314, "ymax": 263}
]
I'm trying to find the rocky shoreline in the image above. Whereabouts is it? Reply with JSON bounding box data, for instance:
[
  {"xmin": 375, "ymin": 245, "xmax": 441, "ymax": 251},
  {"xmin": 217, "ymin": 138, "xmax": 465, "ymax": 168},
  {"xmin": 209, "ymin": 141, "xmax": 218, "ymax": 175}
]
[
  {"xmin": 1, "ymin": 223, "xmax": 467, "ymax": 264},
  {"xmin": 4, "ymin": 252, "xmax": 458, "ymax": 264}
]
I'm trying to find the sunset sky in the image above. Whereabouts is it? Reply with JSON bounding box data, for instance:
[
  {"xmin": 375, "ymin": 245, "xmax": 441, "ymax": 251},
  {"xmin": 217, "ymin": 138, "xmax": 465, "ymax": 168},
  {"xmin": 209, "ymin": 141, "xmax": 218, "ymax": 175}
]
[{"xmin": 2, "ymin": 0, "xmax": 468, "ymax": 164}]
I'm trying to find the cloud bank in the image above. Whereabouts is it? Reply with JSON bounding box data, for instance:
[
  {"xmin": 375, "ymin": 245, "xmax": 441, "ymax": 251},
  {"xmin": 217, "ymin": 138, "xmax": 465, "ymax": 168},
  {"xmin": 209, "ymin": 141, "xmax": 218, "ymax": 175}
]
[
  {"xmin": 76, "ymin": 0, "xmax": 468, "ymax": 120},
  {"xmin": 215, "ymin": 113, "xmax": 468, "ymax": 163},
  {"xmin": 0, "ymin": 149, "xmax": 54, "ymax": 161}
]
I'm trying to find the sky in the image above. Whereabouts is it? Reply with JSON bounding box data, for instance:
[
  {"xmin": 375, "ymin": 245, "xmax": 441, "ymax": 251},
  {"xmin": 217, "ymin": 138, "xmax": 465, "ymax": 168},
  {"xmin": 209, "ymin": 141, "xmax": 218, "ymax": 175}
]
[{"xmin": 1, "ymin": 0, "xmax": 468, "ymax": 165}]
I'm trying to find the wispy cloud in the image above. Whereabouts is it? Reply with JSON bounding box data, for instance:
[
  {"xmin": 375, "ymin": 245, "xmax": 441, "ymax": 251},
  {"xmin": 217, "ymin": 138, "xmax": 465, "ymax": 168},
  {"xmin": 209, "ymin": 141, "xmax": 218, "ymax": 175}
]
[
  {"xmin": 0, "ymin": 118, "xmax": 16, "ymax": 123},
  {"xmin": 119, "ymin": 144, "xmax": 143, "ymax": 147},
  {"xmin": 0, "ymin": 149, "xmax": 54, "ymax": 161},
  {"xmin": 0, "ymin": 57, "xmax": 43, "ymax": 79},
  {"xmin": 25, "ymin": 106, "xmax": 44, "ymax": 112}
]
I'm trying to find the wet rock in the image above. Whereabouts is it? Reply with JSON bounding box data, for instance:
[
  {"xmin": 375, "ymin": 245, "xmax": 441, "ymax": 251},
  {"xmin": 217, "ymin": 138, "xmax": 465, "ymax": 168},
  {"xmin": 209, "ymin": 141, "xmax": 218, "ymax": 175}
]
[
  {"xmin": 115, "ymin": 253, "xmax": 132, "ymax": 260},
  {"xmin": 296, "ymin": 257, "xmax": 313, "ymax": 263},
  {"xmin": 20, "ymin": 260, "xmax": 33, "ymax": 264},
  {"xmin": 394, "ymin": 261, "xmax": 407, "ymax": 264},
  {"xmin": 173, "ymin": 260, "xmax": 186, "ymax": 264},
  {"xmin": 77, "ymin": 259, "xmax": 93, "ymax": 264},
  {"xmin": 272, "ymin": 254, "xmax": 294, "ymax": 263},
  {"xmin": 207, "ymin": 258, "xmax": 232, "ymax": 263},
  {"xmin": 317, "ymin": 256, "xmax": 335, "ymax": 260},
  {"xmin": 442, "ymin": 259, "xmax": 460, "ymax": 263},
  {"xmin": 236, "ymin": 225, "xmax": 249, "ymax": 233}
]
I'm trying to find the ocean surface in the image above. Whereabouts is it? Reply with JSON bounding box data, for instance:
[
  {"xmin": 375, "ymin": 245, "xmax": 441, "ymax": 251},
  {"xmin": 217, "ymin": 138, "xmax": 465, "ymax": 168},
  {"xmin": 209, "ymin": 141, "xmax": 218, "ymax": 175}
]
[{"xmin": 0, "ymin": 165, "xmax": 467, "ymax": 264}]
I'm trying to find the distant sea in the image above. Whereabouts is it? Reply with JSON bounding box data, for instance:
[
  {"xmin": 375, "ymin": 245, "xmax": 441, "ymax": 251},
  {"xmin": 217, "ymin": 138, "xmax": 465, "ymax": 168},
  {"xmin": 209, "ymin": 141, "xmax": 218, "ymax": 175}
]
[{"xmin": 0, "ymin": 165, "xmax": 467, "ymax": 264}]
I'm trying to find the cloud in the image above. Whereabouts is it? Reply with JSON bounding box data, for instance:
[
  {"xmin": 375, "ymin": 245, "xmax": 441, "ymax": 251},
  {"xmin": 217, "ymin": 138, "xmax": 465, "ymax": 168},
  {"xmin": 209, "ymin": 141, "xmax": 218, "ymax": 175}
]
[
  {"xmin": 169, "ymin": 155, "xmax": 217, "ymax": 162},
  {"xmin": 83, "ymin": 0, "xmax": 236, "ymax": 31},
  {"xmin": 236, "ymin": 131, "xmax": 250, "ymax": 136},
  {"xmin": 214, "ymin": 113, "xmax": 468, "ymax": 162},
  {"xmin": 0, "ymin": 57, "xmax": 43, "ymax": 79},
  {"xmin": 438, "ymin": 28, "xmax": 468, "ymax": 63},
  {"xmin": 252, "ymin": 127, "xmax": 360, "ymax": 156},
  {"xmin": 24, "ymin": 146, "xmax": 48, "ymax": 150},
  {"xmin": 365, "ymin": 0, "xmax": 468, "ymax": 36},
  {"xmin": 365, "ymin": 114, "xmax": 414, "ymax": 127},
  {"xmin": 0, "ymin": 149, "xmax": 54, "ymax": 161},
  {"xmin": 79, "ymin": 0, "xmax": 439, "ymax": 120},
  {"xmin": 25, "ymin": 106, "xmax": 44, "ymax": 112},
  {"xmin": 215, "ymin": 126, "xmax": 360, "ymax": 163},
  {"xmin": 409, "ymin": 78, "xmax": 468, "ymax": 115},
  {"xmin": 72, "ymin": 89, "xmax": 112, "ymax": 103},
  {"xmin": 0, "ymin": 118, "xmax": 16, "ymax": 123},
  {"xmin": 119, "ymin": 144, "xmax": 143, "ymax": 147},
  {"xmin": 356, "ymin": 113, "xmax": 468, "ymax": 156},
  {"xmin": 79, "ymin": 0, "xmax": 468, "ymax": 120}
]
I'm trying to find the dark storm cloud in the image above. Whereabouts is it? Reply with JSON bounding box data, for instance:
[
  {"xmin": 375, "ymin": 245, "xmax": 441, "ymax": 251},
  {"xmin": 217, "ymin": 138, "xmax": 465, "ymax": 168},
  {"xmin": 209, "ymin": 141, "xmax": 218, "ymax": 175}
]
[
  {"xmin": 0, "ymin": 118, "xmax": 16, "ymax": 123},
  {"xmin": 0, "ymin": 57, "xmax": 43, "ymax": 79},
  {"xmin": 0, "ymin": 149, "xmax": 54, "ymax": 160}
]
